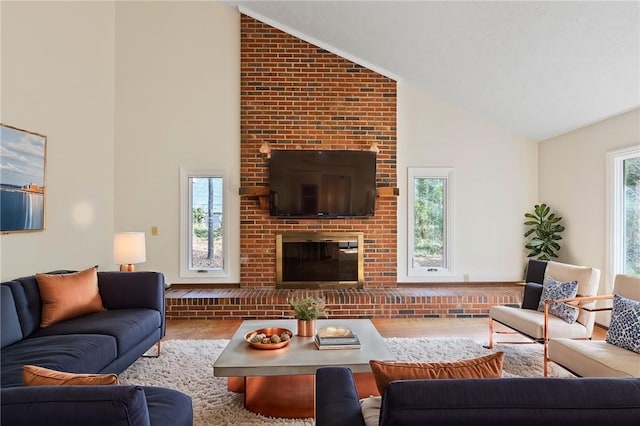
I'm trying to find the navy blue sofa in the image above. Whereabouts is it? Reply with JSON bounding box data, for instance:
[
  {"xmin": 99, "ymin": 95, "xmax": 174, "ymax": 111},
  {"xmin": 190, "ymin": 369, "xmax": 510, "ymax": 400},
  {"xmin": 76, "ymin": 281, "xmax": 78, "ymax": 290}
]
[
  {"xmin": 316, "ymin": 367, "xmax": 640, "ymax": 426},
  {"xmin": 1, "ymin": 270, "xmax": 193, "ymax": 426}
]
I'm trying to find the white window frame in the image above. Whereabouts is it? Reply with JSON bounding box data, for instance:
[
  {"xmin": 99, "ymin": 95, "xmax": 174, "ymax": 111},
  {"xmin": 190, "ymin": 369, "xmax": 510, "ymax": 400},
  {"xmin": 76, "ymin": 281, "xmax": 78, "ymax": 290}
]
[
  {"xmin": 407, "ymin": 167, "xmax": 454, "ymax": 278},
  {"xmin": 179, "ymin": 167, "xmax": 229, "ymax": 279},
  {"xmin": 606, "ymin": 145, "xmax": 640, "ymax": 282}
]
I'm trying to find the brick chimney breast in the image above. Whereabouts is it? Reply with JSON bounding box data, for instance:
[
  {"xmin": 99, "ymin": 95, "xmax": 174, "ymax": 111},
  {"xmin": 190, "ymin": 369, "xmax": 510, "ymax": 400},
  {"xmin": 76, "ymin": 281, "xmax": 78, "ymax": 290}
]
[{"xmin": 240, "ymin": 14, "xmax": 397, "ymax": 288}]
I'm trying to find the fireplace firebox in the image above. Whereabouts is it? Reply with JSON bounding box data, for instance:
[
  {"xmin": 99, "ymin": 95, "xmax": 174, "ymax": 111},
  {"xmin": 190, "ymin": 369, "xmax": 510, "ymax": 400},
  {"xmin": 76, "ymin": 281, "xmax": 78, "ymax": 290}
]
[{"xmin": 276, "ymin": 232, "xmax": 364, "ymax": 289}]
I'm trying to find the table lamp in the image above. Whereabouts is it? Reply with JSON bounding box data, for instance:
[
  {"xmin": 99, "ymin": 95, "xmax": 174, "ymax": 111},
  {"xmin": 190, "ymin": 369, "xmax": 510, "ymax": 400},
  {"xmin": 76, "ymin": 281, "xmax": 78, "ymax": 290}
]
[{"xmin": 114, "ymin": 232, "xmax": 146, "ymax": 272}]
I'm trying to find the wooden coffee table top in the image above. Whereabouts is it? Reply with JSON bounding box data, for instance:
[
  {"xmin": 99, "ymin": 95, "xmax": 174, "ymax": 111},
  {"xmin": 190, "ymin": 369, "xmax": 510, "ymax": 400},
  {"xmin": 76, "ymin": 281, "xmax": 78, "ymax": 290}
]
[{"xmin": 213, "ymin": 319, "xmax": 395, "ymax": 377}]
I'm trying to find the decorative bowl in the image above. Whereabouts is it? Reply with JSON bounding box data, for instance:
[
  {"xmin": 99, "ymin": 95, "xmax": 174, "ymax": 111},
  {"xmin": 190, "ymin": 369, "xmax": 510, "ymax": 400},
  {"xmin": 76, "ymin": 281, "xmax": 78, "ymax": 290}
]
[{"xmin": 245, "ymin": 327, "xmax": 293, "ymax": 350}]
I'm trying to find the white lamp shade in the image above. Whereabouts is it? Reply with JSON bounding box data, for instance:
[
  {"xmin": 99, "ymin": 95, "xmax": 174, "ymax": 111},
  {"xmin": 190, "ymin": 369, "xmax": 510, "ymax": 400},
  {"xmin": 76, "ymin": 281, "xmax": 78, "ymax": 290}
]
[{"xmin": 114, "ymin": 232, "xmax": 147, "ymax": 265}]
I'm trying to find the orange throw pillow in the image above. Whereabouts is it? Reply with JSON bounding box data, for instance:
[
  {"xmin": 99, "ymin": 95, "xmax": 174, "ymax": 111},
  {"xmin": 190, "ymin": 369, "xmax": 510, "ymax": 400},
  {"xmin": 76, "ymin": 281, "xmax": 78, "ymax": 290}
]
[
  {"xmin": 370, "ymin": 352, "xmax": 504, "ymax": 394},
  {"xmin": 36, "ymin": 266, "xmax": 105, "ymax": 327},
  {"xmin": 23, "ymin": 365, "xmax": 118, "ymax": 386}
]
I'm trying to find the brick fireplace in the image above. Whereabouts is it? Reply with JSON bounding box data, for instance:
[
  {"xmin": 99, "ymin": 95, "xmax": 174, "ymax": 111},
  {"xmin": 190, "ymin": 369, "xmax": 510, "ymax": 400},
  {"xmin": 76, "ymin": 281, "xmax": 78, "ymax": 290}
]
[
  {"xmin": 164, "ymin": 13, "xmax": 523, "ymax": 320},
  {"xmin": 240, "ymin": 14, "xmax": 397, "ymax": 289}
]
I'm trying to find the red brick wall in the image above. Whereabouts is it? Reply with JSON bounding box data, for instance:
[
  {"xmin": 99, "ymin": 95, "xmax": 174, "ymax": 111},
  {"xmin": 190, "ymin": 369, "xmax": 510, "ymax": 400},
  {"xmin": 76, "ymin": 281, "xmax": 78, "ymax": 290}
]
[{"xmin": 240, "ymin": 15, "xmax": 397, "ymax": 288}]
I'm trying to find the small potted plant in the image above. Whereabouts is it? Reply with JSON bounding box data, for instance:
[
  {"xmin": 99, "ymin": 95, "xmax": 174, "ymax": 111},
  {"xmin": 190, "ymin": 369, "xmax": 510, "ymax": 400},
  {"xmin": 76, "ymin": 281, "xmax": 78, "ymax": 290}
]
[{"xmin": 289, "ymin": 296, "xmax": 328, "ymax": 336}]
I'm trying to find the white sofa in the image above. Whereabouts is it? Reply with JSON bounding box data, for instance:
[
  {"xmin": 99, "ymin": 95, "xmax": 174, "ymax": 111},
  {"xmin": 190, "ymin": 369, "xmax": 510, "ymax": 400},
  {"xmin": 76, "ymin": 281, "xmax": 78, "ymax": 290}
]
[{"xmin": 547, "ymin": 274, "xmax": 640, "ymax": 377}]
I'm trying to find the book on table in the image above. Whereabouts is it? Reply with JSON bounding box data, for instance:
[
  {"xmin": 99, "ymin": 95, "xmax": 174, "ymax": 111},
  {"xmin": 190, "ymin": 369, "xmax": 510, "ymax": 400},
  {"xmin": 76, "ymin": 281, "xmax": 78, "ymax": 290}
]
[{"xmin": 314, "ymin": 326, "xmax": 361, "ymax": 350}]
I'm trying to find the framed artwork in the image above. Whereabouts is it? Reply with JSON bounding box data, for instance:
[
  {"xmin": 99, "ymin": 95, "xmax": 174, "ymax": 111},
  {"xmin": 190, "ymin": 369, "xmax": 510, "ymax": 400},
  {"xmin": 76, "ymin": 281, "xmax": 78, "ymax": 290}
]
[{"xmin": 1, "ymin": 124, "xmax": 47, "ymax": 233}]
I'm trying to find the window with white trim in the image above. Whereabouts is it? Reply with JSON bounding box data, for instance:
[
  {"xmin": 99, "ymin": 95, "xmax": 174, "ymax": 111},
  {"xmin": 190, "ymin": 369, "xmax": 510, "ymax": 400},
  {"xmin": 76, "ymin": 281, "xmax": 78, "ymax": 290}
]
[
  {"xmin": 607, "ymin": 146, "xmax": 640, "ymax": 277},
  {"xmin": 180, "ymin": 168, "xmax": 228, "ymax": 278},
  {"xmin": 408, "ymin": 167, "xmax": 454, "ymax": 277}
]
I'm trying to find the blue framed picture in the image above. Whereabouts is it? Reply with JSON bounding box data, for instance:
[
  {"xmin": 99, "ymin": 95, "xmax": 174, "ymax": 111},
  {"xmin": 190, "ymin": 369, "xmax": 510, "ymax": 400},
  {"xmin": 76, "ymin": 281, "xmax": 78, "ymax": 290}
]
[{"xmin": 1, "ymin": 124, "xmax": 47, "ymax": 233}]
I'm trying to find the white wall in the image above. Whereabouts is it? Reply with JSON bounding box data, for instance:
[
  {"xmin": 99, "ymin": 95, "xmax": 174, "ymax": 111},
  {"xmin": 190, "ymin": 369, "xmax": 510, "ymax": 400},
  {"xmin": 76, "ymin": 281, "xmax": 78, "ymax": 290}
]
[
  {"xmin": 1, "ymin": 2, "xmax": 115, "ymax": 280},
  {"xmin": 114, "ymin": 2, "xmax": 240, "ymax": 284},
  {"xmin": 397, "ymin": 83, "xmax": 539, "ymax": 282},
  {"xmin": 539, "ymin": 108, "xmax": 640, "ymax": 296},
  {"xmin": 112, "ymin": 2, "xmax": 537, "ymax": 285},
  {"xmin": 5, "ymin": 1, "xmax": 623, "ymax": 289}
]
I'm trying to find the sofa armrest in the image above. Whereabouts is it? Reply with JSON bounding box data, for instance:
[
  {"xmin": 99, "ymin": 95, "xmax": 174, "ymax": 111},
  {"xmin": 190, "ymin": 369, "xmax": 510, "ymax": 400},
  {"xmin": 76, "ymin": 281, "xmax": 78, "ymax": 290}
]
[
  {"xmin": 548, "ymin": 294, "xmax": 614, "ymax": 311},
  {"xmin": 1, "ymin": 385, "xmax": 151, "ymax": 426},
  {"xmin": 98, "ymin": 271, "xmax": 166, "ymax": 336},
  {"xmin": 316, "ymin": 367, "xmax": 365, "ymax": 426}
]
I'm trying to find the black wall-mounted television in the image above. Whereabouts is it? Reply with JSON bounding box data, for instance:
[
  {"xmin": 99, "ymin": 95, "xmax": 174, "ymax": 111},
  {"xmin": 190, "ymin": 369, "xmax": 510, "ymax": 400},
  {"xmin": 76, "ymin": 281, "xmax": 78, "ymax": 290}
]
[{"xmin": 269, "ymin": 150, "xmax": 377, "ymax": 218}]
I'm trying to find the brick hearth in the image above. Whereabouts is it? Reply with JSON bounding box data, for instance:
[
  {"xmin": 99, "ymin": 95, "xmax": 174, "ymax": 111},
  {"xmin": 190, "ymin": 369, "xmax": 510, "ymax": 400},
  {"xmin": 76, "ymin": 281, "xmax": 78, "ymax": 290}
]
[{"xmin": 165, "ymin": 284, "xmax": 522, "ymax": 320}]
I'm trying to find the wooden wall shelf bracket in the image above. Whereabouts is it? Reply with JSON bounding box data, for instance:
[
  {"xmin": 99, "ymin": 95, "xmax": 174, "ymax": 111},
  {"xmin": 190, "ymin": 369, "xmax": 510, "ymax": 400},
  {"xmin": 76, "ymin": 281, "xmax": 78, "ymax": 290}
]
[
  {"xmin": 376, "ymin": 187, "xmax": 399, "ymax": 197},
  {"xmin": 239, "ymin": 186, "xmax": 269, "ymax": 209}
]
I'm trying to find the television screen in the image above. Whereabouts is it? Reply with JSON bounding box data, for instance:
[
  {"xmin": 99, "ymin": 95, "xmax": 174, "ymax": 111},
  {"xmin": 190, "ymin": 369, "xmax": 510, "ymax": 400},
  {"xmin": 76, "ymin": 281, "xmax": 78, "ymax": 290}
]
[{"xmin": 269, "ymin": 150, "xmax": 377, "ymax": 218}]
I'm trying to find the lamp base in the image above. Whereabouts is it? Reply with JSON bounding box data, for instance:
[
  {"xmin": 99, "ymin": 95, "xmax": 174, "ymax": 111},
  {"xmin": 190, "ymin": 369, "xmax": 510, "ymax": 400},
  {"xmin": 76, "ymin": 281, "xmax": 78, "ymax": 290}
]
[{"xmin": 120, "ymin": 264, "xmax": 136, "ymax": 272}]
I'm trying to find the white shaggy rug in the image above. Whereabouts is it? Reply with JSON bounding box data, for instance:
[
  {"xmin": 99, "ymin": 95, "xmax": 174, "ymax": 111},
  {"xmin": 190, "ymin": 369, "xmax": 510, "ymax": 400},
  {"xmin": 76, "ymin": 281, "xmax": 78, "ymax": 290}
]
[{"xmin": 119, "ymin": 338, "xmax": 572, "ymax": 425}]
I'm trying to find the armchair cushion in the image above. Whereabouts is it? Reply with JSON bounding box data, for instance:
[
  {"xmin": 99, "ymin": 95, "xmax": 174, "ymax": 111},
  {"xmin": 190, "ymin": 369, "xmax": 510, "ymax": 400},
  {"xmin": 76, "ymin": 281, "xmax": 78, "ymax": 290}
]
[
  {"xmin": 490, "ymin": 305, "xmax": 589, "ymax": 340},
  {"xmin": 606, "ymin": 294, "xmax": 640, "ymax": 354},
  {"xmin": 359, "ymin": 396, "xmax": 381, "ymax": 426},
  {"xmin": 537, "ymin": 276, "xmax": 579, "ymax": 323},
  {"xmin": 545, "ymin": 262, "xmax": 600, "ymax": 328},
  {"xmin": 521, "ymin": 282, "xmax": 544, "ymax": 310},
  {"xmin": 525, "ymin": 259, "xmax": 548, "ymax": 284},
  {"xmin": 548, "ymin": 339, "xmax": 640, "ymax": 377},
  {"xmin": 521, "ymin": 259, "xmax": 548, "ymax": 309}
]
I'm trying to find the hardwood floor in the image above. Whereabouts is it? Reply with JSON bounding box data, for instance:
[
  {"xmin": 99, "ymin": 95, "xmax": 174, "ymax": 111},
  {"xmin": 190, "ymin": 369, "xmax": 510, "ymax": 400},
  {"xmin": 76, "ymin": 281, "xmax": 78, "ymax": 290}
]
[{"xmin": 165, "ymin": 318, "xmax": 607, "ymax": 344}]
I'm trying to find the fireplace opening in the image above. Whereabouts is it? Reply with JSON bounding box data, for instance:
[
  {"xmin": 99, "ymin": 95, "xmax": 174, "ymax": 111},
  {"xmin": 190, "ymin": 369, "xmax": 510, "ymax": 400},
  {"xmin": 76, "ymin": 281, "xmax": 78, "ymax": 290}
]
[{"xmin": 276, "ymin": 232, "xmax": 364, "ymax": 289}]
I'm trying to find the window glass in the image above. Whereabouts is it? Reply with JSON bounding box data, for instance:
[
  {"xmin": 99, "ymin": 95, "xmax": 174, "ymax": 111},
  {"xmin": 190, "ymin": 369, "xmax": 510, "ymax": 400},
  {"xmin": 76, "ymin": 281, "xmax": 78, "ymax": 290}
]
[
  {"xmin": 413, "ymin": 177, "xmax": 446, "ymax": 269},
  {"xmin": 189, "ymin": 176, "xmax": 223, "ymax": 271},
  {"xmin": 608, "ymin": 147, "xmax": 639, "ymax": 279},
  {"xmin": 408, "ymin": 168, "xmax": 453, "ymax": 276},
  {"xmin": 623, "ymin": 156, "xmax": 639, "ymax": 275},
  {"xmin": 180, "ymin": 168, "xmax": 227, "ymax": 278}
]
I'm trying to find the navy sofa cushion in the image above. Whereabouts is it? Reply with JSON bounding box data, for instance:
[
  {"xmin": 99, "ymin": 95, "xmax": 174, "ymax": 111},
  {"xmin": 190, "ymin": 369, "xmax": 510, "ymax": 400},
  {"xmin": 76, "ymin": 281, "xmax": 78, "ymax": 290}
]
[
  {"xmin": 98, "ymin": 271, "xmax": 166, "ymax": 338},
  {"xmin": 98, "ymin": 272, "xmax": 165, "ymax": 310},
  {"xmin": 1, "ymin": 334, "xmax": 117, "ymax": 388},
  {"xmin": 1, "ymin": 385, "xmax": 151, "ymax": 426},
  {"xmin": 29, "ymin": 309, "xmax": 161, "ymax": 356},
  {"xmin": 4, "ymin": 276, "xmax": 45, "ymax": 337},
  {"xmin": 1, "ymin": 285, "xmax": 23, "ymax": 348}
]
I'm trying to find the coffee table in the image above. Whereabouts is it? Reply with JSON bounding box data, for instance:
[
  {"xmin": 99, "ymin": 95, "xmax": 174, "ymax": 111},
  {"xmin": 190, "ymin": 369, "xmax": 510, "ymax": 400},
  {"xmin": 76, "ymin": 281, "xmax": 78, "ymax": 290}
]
[{"xmin": 213, "ymin": 319, "xmax": 394, "ymax": 418}]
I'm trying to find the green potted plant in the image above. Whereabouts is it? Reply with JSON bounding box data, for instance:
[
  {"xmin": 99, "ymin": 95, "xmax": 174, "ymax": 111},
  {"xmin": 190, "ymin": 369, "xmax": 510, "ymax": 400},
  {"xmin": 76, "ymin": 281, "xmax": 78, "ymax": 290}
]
[
  {"xmin": 523, "ymin": 203, "xmax": 565, "ymax": 260},
  {"xmin": 289, "ymin": 297, "xmax": 328, "ymax": 336}
]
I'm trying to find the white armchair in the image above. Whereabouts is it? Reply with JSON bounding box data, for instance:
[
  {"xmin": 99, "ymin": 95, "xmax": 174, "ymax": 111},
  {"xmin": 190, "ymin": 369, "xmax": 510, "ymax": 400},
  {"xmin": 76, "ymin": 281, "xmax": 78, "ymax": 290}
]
[
  {"xmin": 487, "ymin": 260, "xmax": 601, "ymax": 374},
  {"xmin": 546, "ymin": 274, "xmax": 640, "ymax": 377}
]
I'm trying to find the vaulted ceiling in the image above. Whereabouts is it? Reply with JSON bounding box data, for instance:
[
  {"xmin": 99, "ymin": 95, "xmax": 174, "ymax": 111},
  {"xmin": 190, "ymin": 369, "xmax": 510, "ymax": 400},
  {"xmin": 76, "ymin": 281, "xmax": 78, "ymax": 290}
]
[{"xmin": 224, "ymin": 1, "xmax": 639, "ymax": 141}]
